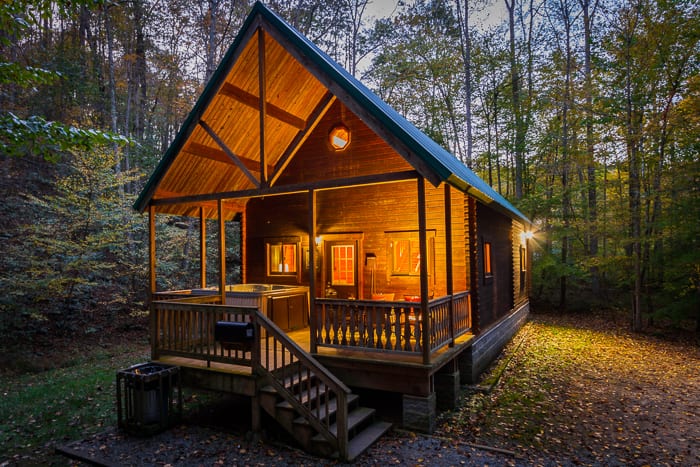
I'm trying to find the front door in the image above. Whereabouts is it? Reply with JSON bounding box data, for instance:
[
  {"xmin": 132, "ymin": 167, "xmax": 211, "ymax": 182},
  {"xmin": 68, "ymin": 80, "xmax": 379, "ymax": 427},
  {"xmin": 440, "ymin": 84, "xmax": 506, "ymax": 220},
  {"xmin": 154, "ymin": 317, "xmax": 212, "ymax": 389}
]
[{"xmin": 323, "ymin": 239, "xmax": 359, "ymax": 299}]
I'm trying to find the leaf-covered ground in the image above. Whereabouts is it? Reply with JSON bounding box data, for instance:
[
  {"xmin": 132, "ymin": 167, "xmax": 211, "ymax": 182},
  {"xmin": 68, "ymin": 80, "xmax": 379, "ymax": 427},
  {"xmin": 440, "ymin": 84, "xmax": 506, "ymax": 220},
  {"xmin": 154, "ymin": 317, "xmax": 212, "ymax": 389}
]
[
  {"xmin": 436, "ymin": 312, "xmax": 700, "ymax": 466},
  {"xmin": 2, "ymin": 311, "xmax": 698, "ymax": 466}
]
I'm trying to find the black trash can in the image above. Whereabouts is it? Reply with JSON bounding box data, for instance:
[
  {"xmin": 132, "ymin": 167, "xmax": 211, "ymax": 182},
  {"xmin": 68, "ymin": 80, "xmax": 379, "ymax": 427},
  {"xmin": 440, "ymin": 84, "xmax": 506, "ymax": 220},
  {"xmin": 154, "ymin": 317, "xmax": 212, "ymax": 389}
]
[{"xmin": 116, "ymin": 362, "xmax": 181, "ymax": 435}]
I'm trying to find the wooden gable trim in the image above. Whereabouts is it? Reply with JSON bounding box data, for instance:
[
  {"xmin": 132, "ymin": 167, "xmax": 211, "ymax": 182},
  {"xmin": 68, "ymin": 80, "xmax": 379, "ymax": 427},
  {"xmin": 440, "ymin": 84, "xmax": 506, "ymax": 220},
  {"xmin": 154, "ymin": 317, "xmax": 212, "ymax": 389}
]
[
  {"xmin": 269, "ymin": 92, "xmax": 336, "ymax": 187},
  {"xmin": 219, "ymin": 83, "xmax": 306, "ymax": 130},
  {"xmin": 257, "ymin": 27, "xmax": 268, "ymax": 186},
  {"xmin": 199, "ymin": 120, "xmax": 261, "ymax": 188}
]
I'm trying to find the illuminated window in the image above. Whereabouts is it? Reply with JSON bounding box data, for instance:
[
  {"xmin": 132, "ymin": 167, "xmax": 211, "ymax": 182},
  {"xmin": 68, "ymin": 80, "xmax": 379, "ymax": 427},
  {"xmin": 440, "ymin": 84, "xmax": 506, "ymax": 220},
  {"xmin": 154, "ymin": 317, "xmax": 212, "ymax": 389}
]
[
  {"xmin": 484, "ymin": 242, "xmax": 492, "ymax": 276},
  {"xmin": 268, "ymin": 242, "xmax": 297, "ymax": 275},
  {"xmin": 388, "ymin": 232, "xmax": 434, "ymax": 277},
  {"xmin": 329, "ymin": 124, "xmax": 350, "ymax": 150},
  {"xmin": 331, "ymin": 244, "xmax": 355, "ymax": 285}
]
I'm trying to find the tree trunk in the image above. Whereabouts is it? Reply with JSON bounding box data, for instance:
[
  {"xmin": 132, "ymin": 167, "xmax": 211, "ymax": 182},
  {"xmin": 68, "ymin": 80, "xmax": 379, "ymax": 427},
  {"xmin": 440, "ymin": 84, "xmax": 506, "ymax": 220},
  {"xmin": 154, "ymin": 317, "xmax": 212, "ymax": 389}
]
[
  {"xmin": 457, "ymin": 0, "xmax": 473, "ymax": 167},
  {"xmin": 580, "ymin": 0, "xmax": 600, "ymax": 294},
  {"xmin": 505, "ymin": 0, "xmax": 525, "ymax": 199}
]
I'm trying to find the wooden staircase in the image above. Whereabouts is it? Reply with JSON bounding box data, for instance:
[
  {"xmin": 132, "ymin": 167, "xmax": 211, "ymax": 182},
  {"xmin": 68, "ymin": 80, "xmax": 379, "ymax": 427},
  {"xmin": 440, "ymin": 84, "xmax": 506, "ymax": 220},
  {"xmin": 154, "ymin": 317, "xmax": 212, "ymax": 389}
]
[
  {"xmin": 259, "ymin": 368, "xmax": 391, "ymax": 460},
  {"xmin": 254, "ymin": 314, "xmax": 391, "ymax": 461}
]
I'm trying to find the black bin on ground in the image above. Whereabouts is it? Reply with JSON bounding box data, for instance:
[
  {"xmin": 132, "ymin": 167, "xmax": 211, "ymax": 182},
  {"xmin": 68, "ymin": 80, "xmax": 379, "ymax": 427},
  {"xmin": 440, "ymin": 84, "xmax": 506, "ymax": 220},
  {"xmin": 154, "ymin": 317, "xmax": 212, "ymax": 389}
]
[
  {"xmin": 215, "ymin": 321, "xmax": 254, "ymax": 352},
  {"xmin": 116, "ymin": 362, "xmax": 182, "ymax": 436}
]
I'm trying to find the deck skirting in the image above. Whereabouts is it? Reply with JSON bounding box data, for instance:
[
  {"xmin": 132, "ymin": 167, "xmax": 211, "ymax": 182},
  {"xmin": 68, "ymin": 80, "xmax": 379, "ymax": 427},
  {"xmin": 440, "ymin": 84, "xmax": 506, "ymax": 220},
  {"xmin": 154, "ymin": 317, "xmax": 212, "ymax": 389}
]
[{"xmin": 459, "ymin": 301, "xmax": 530, "ymax": 384}]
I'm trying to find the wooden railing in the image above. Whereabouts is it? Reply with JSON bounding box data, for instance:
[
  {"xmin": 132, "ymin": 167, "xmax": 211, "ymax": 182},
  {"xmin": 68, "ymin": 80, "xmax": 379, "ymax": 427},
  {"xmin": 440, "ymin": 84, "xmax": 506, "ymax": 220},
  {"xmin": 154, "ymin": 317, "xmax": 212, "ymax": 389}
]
[
  {"xmin": 151, "ymin": 296, "xmax": 351, "ymax": 459},
  {"xmin": 313, "ymin": 291, "xmax": 471, "ymax": 358},
  {"xmin": 151, "ymin": 296, "xmax": 255, "ymax": 366},
  {"xmin": 254, "ymin": 312, "xmax": 351, "ymax": 458}
]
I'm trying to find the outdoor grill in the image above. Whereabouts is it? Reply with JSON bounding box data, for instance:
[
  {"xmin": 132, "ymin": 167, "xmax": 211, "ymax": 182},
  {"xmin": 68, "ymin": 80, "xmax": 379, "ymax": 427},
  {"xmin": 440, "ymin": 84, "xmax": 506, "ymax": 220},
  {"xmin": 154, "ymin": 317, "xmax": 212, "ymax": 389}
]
[{"xmin": 116, "ymin": 362, "xmax": 181, "ymax": 435}]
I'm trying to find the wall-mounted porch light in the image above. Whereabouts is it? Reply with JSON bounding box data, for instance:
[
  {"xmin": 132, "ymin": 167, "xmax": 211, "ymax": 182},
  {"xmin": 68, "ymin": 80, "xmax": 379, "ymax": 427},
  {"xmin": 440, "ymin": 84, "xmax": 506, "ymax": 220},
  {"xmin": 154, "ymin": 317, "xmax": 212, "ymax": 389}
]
[
  {"xmin": 329, "ymin": 124, "xmax": 350, "ymax": 151},
  {"xmin": 520, "ymin": 231, "xmax": 534, "ymax": 244}
]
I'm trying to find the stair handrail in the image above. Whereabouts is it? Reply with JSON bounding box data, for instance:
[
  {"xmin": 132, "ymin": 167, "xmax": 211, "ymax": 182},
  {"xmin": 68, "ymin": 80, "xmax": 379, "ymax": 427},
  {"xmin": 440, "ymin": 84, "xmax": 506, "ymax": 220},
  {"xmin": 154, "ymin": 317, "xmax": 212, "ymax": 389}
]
[{"xmin": 252, "ymin": 310, "xmax": 350, "ymax": 459}]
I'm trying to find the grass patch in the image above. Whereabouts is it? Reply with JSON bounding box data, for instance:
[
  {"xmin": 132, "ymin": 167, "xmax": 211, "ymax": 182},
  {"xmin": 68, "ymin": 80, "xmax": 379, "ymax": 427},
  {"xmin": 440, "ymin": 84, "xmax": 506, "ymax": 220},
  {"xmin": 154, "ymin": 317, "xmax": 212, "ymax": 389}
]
[{"xmin": 0, "ymin": 343, "xmax": 149, "ymax": 465}]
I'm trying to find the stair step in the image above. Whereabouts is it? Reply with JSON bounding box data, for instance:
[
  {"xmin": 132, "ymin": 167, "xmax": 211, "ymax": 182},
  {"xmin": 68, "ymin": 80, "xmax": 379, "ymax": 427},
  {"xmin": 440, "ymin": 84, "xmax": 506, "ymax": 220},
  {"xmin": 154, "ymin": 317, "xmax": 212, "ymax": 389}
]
[
  {"xmin": 293, "ymin": 393, "xmax": 359, "ymax": 426},
  {"xmin": 346, "ymin": 421, "xmax": 392, "ymax": 461},
  {"xmin": 276, "ymin": 383, "xmax": 329, "ymax": 410},
  {"xmin": 312, "ymin": 406, "xmax": 375, "ymax": 439},
  {"xmin": 261, "ymin": 371, "xmax": 317, "ymax": 395}
]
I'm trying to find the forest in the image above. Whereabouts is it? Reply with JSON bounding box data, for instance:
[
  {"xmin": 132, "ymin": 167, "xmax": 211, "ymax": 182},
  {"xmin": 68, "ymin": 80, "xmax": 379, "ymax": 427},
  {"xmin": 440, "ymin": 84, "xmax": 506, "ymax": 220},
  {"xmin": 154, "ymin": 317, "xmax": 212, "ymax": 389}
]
[{"xmin": 1, "ymin": 0, "xmax": 698, "ymax": 349}]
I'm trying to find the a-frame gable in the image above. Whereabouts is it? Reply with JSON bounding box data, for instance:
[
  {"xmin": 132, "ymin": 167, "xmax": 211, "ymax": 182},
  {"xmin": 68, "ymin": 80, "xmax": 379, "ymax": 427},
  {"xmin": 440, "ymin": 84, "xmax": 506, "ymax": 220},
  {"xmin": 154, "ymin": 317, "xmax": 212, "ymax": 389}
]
[{"xmin": 135, "ymin": 1, "xmax": 530, "ymax": 225}]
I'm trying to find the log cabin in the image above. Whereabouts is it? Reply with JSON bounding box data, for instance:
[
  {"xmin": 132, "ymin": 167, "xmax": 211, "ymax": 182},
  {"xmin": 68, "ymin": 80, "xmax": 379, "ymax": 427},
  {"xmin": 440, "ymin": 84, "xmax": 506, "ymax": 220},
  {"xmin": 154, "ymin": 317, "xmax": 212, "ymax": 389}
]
[{"xmin": 133, "ymin": 1, "xmax": 532, "ymax": 461}]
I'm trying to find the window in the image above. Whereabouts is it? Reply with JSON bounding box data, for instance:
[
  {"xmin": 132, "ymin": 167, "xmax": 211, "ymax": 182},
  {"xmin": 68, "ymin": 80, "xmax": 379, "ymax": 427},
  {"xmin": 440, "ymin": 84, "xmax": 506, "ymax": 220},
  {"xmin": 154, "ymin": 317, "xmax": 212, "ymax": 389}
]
[
  {"xmin": 331, "ymin": 244, "xmax": 355, "ymax": 285},
  {"xmin": 268, "ymin": 241, "xmax": 298, "ymax": 275},
  {"xmin": 483, "ymin": 242, "xmax": 492, "ymax": 276},
  {"xmin": 388, "ymin": 231, "xmax": 435, "ymax": 277}
]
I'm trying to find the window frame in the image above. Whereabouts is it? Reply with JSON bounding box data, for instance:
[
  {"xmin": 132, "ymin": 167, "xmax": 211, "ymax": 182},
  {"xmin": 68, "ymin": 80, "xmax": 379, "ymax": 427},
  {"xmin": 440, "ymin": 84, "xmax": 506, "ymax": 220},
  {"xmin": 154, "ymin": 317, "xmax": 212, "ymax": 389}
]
[
  {"xmin": 330, "ymin": 243, "xmax": 355, "ymax": 286},
  {"xmin": 266, "ymin": 237, "xmax": 300, "ymax": 277},
  {"xmin": 387, "ymin": 230, "xmax": 435, "ymax": 279}
]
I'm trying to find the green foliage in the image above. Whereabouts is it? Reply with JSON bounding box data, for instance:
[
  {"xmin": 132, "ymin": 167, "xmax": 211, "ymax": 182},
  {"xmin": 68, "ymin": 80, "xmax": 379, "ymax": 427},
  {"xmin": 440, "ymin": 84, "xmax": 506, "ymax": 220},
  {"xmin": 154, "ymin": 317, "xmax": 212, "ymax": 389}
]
[
  {"xmin": 0, "ymin": 113, "xmax": 130, "ymax": 161},
  {"xmin": 0, "ymin": 149, "xmax": 147, "ymax": 341}
]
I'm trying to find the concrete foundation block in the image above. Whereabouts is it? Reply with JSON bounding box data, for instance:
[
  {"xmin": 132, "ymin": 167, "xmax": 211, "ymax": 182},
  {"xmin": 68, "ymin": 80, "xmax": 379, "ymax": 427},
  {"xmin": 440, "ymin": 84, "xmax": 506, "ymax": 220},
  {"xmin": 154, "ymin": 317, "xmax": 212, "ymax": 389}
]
[
  {"xmin": 402, "ymin": 392, "xmax": 436, "ymax": 433},
  {"xmin": 435, "ymin": 371, "xmax": 460, "ymax": 410}
]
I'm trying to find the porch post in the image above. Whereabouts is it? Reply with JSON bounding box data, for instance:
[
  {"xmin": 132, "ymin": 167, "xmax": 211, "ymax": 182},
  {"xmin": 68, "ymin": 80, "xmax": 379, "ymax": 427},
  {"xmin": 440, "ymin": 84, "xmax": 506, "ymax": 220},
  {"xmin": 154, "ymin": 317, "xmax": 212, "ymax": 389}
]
[
  {"xmin": 200, "ymin": 207, "xmax": 207, "ymax": 289},
  {"xmin": 218, "ymin": 199, "xmax": 226, "ymax": 304},
  {"xmin": 444, "ymin": 184, "xmax": 455, "ymax": 347},
  {"xmin": 148, "ymin": 205, "xmax": 156, "ymax": 297},
  {"xmin": 149, "ymin": 205, "xmax": 158, "ymax": 360},
  {"xmin": 308, "ymin": 189, "xmax": 317, "ymax": 353},
  {"xmin": 417, "ymin": 178, "xmax": 430, "ymax": 364}
]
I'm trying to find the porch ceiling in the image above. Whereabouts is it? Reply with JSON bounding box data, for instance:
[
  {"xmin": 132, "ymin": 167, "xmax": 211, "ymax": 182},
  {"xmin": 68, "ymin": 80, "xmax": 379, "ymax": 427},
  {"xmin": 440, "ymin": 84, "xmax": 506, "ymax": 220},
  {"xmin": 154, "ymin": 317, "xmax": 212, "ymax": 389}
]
[{"xmin": 149, "ymin": 28, "xmax": 329, "ymax": 220}]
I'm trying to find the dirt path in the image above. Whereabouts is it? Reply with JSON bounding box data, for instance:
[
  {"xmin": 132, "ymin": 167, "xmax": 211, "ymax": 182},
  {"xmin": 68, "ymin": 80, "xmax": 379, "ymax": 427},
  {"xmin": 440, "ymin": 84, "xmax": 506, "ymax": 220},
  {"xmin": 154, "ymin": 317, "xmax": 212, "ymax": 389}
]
[{"xmin": 55, "ymin": 311, "xmax": 699, "ymax": 466}]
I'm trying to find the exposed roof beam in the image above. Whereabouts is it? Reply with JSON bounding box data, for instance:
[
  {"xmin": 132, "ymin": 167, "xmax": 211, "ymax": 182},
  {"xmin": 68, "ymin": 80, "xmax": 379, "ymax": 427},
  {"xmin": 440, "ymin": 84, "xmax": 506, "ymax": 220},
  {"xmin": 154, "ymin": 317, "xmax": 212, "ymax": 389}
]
[
  {"xmin": 151, "ymin": 170, "xmax": 420, "ymax": 206},
  {"xmin": 199, "ymin": 120, "xmax": 261, "ymax": 189},
  {"xmin": 184, "ymin": 142, "xmax": 271, "ymax": 174},
  {"xmin": 154, "ymin": 189, "xmax": 243, "ymax": 211},
  {"xmin": 269, "ymin": 92, "xmax": 336, "ymax": 187},
  {"xmin": 219, "ymin": 82, "xmax": 306, "ymax": 130}
]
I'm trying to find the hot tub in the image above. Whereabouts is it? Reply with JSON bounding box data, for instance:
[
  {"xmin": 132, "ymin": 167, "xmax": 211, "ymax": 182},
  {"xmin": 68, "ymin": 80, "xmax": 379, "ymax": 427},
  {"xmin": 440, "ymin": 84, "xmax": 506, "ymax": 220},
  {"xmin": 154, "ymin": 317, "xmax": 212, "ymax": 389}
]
[
  {"xmin": 170, "ymin": 284, "xmax": 309, "ymax": 331},
  {"xmin": 223, "ymin": 284, "xmax": 309, "ymax": 331}
]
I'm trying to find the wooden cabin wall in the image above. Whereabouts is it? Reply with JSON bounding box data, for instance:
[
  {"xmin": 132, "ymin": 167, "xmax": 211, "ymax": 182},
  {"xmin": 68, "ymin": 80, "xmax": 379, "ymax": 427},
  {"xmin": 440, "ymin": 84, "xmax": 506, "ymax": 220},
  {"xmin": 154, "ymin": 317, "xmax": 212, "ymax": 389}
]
[
  {"xmin": 244, "ymin": 193, "xmax": 310, "ymax": 285},
  {"xmin": 275, "ymin": 100, "xmax": 415, "ymax": 186},
  {"xmin": 447, "ymin": 185, "xmax": 468, "ymax": 293},
  {"xmin": 475, "ymin": 202, "xmax": 514, "ymax": 329},
  {"xmin": 242, "ymin": 181, "xmax": 468, "ymax": 299},
  {"xmin": 315, "ymin": 180, "xmax": 467, "ymax": 299}
]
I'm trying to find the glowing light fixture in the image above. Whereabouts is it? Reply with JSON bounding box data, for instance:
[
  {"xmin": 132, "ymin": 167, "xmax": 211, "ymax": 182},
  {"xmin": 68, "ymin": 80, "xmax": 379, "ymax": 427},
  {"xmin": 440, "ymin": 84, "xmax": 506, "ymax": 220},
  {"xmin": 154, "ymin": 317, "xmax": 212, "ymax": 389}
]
[
  {"xmin": 520, "ymin": 231, "xmax": 534, "ymax": 244},
  {"xmin": 329, "ymin": 124, "xmax": 350, "ymax": 151}
]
